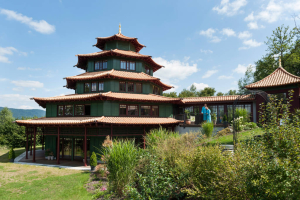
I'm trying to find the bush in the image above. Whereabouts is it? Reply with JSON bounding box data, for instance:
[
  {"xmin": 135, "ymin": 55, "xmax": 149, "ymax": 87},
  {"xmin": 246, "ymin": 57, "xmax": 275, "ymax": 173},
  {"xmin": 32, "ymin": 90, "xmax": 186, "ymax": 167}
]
[
  {"xmin": 202, "ymin": 122, "xmax": 214, "ymax": 138},
  {"xmin": 216, "ymin": 127, "xmax": 231, "ymax": 137},
  {"xmin": 8, "ymin": 148, "xmax": 15, "ymax": 159},
  {"xmin": 102, "ymin": 139, "xmax": 139, "ymax": 196},
  {"xmin": 90, "ymin": 152, "xmax": 97, "ymax": 167},
  {"xmin": 244, "ymin": 122, "xmax": 258, "ymax": 130},
  {"xmin": 235, "ymin": 108, "xmax": 250, "ymax": 123}
]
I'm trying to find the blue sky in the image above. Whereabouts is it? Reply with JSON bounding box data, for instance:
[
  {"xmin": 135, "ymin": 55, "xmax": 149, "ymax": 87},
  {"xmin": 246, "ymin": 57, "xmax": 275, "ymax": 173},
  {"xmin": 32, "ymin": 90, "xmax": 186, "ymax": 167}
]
[{"xmin": 0, "ymin": 0, "xmax": 299, "ymax": 109}]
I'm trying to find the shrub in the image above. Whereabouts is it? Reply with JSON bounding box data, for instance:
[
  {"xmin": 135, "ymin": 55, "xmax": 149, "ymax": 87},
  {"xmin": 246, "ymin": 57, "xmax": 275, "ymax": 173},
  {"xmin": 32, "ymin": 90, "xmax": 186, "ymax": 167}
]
[
  {"xmin": 244, "ymin": 122, "xmax": 257, "ymax": 130},
  {"xmin": 90, "ymin": 152, "xmax": 97, "ymax": 167},
  {"xmin": 202, "ymin": 122, "xmax": 214, "ymax": 138},
  {"xmin": 102, "ymin": 139, "xmax": 139, "ymax": 196},
  {"xmin": 216, "ymin": 127, "xmax": 231, "ymax": 137},
  {"xmin": 8, "ymin": 147, "xmax": 15, "ymax": 159},
  {"xmin": 235, "ymin": 108, "xmax": 250, "ymax": 123}
]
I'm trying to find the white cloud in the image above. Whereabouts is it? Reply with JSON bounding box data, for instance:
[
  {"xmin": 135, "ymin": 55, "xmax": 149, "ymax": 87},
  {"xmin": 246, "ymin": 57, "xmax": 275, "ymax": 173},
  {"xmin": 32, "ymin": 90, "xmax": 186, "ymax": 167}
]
[
  {"xmin": 17, "ymin": 67, "xmax": 41, "ymax": 71},
  {"xmin": 218, "ymin": 75, "xmax": 234, "ymax": 79},
  {"xmin": 0, "ymin": 78, "xmax": 8, "ymax": 81},
  {"xmin": 200, "ymin": 49, "xmax": 213, "ymax": 54},
  {"xmin": 239, "ymin": 39, "xmax": 263, "ymax": 50},
  {"xmin": 12, "ymin": 87, "xmax": 23, "ymax": 91},
  {"xmin": 233, "ymin": 64, "xmax": 250, "ymax": 74},
  {"xmin": 221, "ymin": 28, "xmax": 236, "ymax": 37},
  {"xmin": 19, "ymin": 105, "xmax": 34, "ymax": 109},
  {"xmin": 11, "ymin": 80, "xmax": 44, "ymax": 88},
  {"xmin": 247, "ymin": 21, "xmax": 264, "ymax": 29},
  {"xmin": 244, "ymin": 0, "xmax": 300, "ymax": 26},
  {"xmin": 153, "ymin": 57, "xmax": 198, "ymax": 89},
  {"xmin": 188, "ymin": 83, "xmax": 209, "ymax": 90},
  {"xmin": 199, "ymin": 28, "xmax": 221, "ymax": 43},
  {"xmin": 202, "ymin": 70, "xmax": 218, "ymax": 78},
  {"xmin": 238, "ymin": 31, "xmax": 252, "ymax": 39},
  {"xmin": 0, "ymin": 46, "xmax": 18, "ymax": 63},
  {"xmin": 0, "ymin": 8, "xmax": 55, "ymax": 34},
  {"xmin": 183, "ymin": 56, "xmax": 190, "ymax": 62},
  {"xmin": 213, "ymin": 0, "xmax": 247, "ymax": 16},
  {"xmin": 0, "ymin": 94, "xmax": 43, "ymax": 110}
]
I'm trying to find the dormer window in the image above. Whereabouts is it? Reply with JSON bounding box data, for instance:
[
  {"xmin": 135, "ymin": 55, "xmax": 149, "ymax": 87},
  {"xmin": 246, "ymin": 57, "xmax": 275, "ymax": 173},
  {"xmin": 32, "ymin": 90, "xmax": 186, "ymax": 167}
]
[
  {"xmin": 120, "ymin": 61, "xmax": 135, "ymax": 71},
  {"xmin": 95, "ymin": 60, "xmax": 107, "ymax": 71},
  {"xmin": 153, "ymin": 86, "xmax": 160, "ymax": 95}
]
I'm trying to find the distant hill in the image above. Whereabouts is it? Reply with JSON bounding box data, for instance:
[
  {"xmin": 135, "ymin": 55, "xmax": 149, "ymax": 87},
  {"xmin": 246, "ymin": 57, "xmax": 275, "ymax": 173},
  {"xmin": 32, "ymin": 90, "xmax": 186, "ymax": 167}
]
[{"xmin": 0, "ymin": 107, "xmax": 46, "ymax": 119}]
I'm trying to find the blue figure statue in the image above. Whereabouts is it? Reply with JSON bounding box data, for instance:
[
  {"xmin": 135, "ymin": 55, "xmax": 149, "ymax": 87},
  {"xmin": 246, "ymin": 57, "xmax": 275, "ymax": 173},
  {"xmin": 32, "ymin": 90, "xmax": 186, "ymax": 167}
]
[
  {"xmin": 201, "ymin": 104, "xmax": 207, "ymax": 121},
  {"xmin": 206, "ymin": 107, "xmax": 211, "ymax": 123}
]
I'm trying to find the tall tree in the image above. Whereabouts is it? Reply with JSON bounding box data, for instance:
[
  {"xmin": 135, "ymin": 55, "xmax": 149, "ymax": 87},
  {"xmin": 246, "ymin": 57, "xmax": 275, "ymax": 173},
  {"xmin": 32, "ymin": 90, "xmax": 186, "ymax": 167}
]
[
  {"xmin": 226, "ymin": 90, "xmax": 237, "ymax": 95},
  {"xmin": 238, "ymin": 65, "xmax": 254, "ymax": 94},
  {"xmin": 163, "ymin": 92, "xmax": 178, "ymax": 98},
  {"xmin": 216, "ymin": 92, "xmax": 224, "ymax": 96},
  {"xmin": 198, "ymin": 87, "xmax": 216, "ymax": 97}
]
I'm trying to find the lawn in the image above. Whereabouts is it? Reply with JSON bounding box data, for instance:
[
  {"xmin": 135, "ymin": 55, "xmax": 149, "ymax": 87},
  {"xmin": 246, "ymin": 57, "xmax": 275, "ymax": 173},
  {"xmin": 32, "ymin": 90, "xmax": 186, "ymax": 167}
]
[
  {"xmin": 0, "ymin": 147, "xmax": 92, "ymax": 200},
  {"xmin": 206, "ymin": 128, "xmax": 264, "ymax": 145}
]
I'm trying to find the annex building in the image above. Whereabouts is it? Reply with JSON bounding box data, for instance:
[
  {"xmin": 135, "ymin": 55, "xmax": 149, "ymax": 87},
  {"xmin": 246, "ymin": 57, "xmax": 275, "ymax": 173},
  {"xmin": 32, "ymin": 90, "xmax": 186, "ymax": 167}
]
[{"xmin": 16, "ymin": 28, "xmax": 300, "ymax": 165}]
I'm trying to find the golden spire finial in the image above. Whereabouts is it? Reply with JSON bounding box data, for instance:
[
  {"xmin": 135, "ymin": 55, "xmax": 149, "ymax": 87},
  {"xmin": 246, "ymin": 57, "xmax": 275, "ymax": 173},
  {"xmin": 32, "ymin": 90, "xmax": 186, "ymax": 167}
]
[
  {"xmin": 119, "ymin": 23, "xmax": 121, "ymax": 34},
  {"xmin": 279, "ymin": 56, "xmax": 282, "ymax": 68}
]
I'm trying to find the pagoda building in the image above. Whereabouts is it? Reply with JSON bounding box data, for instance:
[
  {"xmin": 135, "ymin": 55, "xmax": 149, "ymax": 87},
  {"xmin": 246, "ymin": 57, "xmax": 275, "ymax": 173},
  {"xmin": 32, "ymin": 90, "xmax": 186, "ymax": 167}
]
[{"xmin": 16, "ymin": 27, "xmax": 181, "ymax": 166}]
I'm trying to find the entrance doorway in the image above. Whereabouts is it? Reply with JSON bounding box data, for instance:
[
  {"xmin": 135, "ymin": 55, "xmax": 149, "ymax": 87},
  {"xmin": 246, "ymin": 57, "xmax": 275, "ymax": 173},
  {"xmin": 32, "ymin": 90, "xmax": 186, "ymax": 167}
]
[{"xmin": 59, "ymin": 137, "xmax": 90, "ymax": 160}]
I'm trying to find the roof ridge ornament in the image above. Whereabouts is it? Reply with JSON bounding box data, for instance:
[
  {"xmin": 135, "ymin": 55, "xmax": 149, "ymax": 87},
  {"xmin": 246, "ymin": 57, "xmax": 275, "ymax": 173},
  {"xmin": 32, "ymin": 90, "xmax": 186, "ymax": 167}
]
[{"xmin": 119, "ymin": 23, "xmax": 121, "ymax": 34}]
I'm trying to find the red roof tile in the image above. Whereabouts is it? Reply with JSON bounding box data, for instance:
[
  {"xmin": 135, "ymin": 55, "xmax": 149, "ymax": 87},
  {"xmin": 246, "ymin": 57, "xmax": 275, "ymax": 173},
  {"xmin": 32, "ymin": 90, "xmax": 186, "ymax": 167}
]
[
  {"xmin": 245, "ymin": 67, "xmax": 300, "ymax": 89},
  {"xmin": 94, "ymin": 33, "xmax": 145, "ymax": 52},
  {"xmin": 76, "ymin": 49, "xmax": 163, "ymax": 72},
  {"xmin": 181, "ymin": 95, "xmax": 254, "ymax": 103},
  {"xmin": 16, "ymin": 116, "xmax": 181, "ymax": 126},
  {"xmin": 65, "ymin": 69, "xmax": 173, "ymax": 91}
]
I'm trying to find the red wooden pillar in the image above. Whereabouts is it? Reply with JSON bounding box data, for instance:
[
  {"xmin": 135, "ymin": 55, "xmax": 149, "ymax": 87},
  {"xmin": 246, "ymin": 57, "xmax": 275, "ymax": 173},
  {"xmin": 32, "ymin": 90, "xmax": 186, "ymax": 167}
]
[
  {"xmin": 84, "ymin": 126, "xmax": 87, "ymax": 166},
  {"xmin": 62, "ymin": 138, "xmax": 64, "ymax": 159},
  {"xmin": 33, "ymin": 127, "xmax": 36, "ymax": 162},
  {"xmin": 143, "ymin": 126, "xmax": 146, "ymax": 149},
  {"xmin": 30, "ymin": 129, "xmax": 32, "ymax": 156},
  {"xmin": 26, "ymin": 127, "xmax": 28, "ymax": 159},
  {"xmin": 42, "ymin": 127, "xmax": 44, "ymax": 150},
  {"xmin": 57, "ymin": 127, "xmax": 60, "ymax": 164},
  {"xmin": 110, "ymin": 124, "xmax": 113, "ymax": 140}
]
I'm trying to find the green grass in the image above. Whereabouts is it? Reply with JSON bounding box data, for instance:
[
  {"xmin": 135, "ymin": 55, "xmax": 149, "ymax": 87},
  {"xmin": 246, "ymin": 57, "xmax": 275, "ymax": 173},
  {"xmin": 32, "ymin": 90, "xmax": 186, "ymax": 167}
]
[
  {"xmin": 0, "ymin": 146, "xmax": 42, "ymax": 163},
  {"xmin": 206, "ymin": 128, "xmax": 264, "ymax": 145},
  {"xmin": 0, "ymin": 147, "xmax": 92, "ymax": 200}
]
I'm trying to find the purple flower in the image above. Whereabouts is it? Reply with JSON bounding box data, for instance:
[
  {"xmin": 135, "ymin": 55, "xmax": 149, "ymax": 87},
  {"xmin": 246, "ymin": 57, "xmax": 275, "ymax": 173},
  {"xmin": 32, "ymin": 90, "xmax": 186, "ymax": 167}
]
[{"xmin": 100, "ymin": 187, "xmax": 107, "ymax": 191}]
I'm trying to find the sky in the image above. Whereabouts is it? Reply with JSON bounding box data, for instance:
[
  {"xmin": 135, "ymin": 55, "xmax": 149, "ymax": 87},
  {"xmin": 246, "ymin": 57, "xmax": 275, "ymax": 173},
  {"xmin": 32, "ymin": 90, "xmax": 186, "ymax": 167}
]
[{"xmin": 0, "ymin": 0, "xmax": 299, "ymax": 110}]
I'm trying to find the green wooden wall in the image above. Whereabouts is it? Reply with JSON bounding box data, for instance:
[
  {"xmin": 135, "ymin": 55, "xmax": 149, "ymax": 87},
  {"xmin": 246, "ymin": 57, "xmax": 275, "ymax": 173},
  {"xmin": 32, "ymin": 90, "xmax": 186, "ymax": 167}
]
[
  {"xmin": 86, "ymin": 58, "xmax": 153, "ymax": 76},
  {"xmin": 104, "ymin": 41, "xmax": 136, "ymax": 52},
  {"xmin": 46, "ymin": 100, "xmax": 173, "ymax": 118}
]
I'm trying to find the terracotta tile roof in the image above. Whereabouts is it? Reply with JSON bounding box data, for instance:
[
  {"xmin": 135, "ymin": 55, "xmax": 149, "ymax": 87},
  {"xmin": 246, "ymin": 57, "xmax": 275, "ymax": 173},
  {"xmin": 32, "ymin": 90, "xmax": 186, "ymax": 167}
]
[
  {"xmin": 94, "ymin": 33, "xmax": 145, "ymax": 52},
  {"xmin": 245, "ymin": 67, "xmax": 300, "ymax": 89},
  {"xmin": 75, "ymin": 49, "xmax": 163, "ymax": 72},
  {"xmin": 33, "ymin": 92, "xmax": 181, "ymax": 108},
  {"xmin": 65, "ymin": 69, "xmax": 173, "ymax": 91},
  {"xmin": 181, "ymin": 95, "xmax": 254, "ymax": 103},
  {"xmin": 16, "ymin": 116, "xmax": 181, "ymax": 126}
]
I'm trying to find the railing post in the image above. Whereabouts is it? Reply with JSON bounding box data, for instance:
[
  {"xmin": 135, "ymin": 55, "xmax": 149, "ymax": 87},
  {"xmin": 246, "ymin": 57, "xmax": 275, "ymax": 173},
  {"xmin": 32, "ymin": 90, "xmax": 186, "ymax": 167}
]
[
  {"xmin": 57, "ymin": 127, "xmax": 60, "ymax": 164},
  {"xmin": 84, "ymin": 126, "xmax": 87, "ymax": 167},
  {"xmin": 26, "ymin": 127, "xmax": 28, "ymax": 159},
  {"xmin": 33, "ymin": 127, "xmax": 36, "ymax": 162}
]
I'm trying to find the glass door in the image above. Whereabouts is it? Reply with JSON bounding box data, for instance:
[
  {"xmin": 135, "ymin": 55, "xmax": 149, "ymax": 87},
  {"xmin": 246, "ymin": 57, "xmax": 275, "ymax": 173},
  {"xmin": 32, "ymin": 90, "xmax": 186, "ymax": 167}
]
[
  {"xmin": 74, "ymin": 138, "xmax": 90, "ymax": 160},
  {"xmin": 60, "ymin": 138, "xmax": 72, "ymax": 159}
]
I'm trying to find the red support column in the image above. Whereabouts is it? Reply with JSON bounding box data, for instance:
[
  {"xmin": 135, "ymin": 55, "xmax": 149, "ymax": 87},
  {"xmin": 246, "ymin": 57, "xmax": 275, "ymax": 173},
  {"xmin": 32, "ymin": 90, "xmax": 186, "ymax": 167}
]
[
  {"xmin": 111, "ymin": 124, "xmax": 113, "ymax": 140},
  {"xmin": 143, "ymin": 126, "xmax": 146, "ymax": 149},
  {"xmin": 30, "ymin": 129, "xmax": 32, "ymax": 156},
  {"xmin": 33, "ymin": 127, "xmax": 36, "ymax": 162},
  {"xmin": 84, "ymin": 126, "xmax": 87, "ymax": 166},
  {"xmin": 57, "ymin": 127, "xmax": 60, "ymax": 164},
  {"xmin": 62, "ymin": 138, "xmax": 64, "ymax": 159},
  {"xmin": 26, "ymin": 127, "xmax": 28, "ymax": 159},
  {"xmin": 42, "ymin": 128, "xmax": 44, "ymax": 150}
]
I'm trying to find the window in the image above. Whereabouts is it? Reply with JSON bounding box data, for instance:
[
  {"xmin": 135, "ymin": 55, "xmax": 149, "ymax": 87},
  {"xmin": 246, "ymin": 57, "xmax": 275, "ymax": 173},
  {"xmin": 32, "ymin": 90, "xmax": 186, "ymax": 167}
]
[
  {"xmin": 75, "ymin": 105, "xmax": 84, "ymax": 116},
  {"xmin": 153, "ymin": 86, "xmax": 160, "ymax": 95},
  {"xmin": 91, "ymin": 82, "xmax": 97, "ymax": 92},
  {"xmin": 129, "ymin": 62, "xmax": 135, "ymax": 70},
  {"xmin": 120, "ymin": 105, "xmax": 127, "ymax": 115},
  {"xmin": 128, "ymin": 105, "xmax": 138, "ymax": 116},
  {"xmin": 58, "ymin": 106, "xmax": 64, "ymax": 116},
  {"xmin": 84, "ymin": 83, "xmax": 90, "ymax": 93},
  {"xmin": 85, "ymin": 105, "xmax": 91, "ymax": 116},
  {"xmin": 145, "ymin": 67, "xmax": 150, "ymax": 75},
  {"xmin": 65, "ymin": 105, "xmax": 73, "ymax": 116},
  {"xmin": 121, "ymin": 61, "xmax": 127, "ymax": 70},
  {"xmin": 95, "ymin": 60, "xmax": 107, "ymax": 70},
  {"xmin": 120, "ymin": 82, "xmax": 126, "ymax": 92},
  {"xmin": 128, "ymin": 82, "xmax": 134, "ymax": 92},
  {"xmin": 120, "ymin": 105, "xmax": 139, "ymax": 116},
  {"xmin": 152, "ymin": 106, "xmax": 159, "ymax": 117},
  {"xmin": 99, "ymin": 82, "xmax": 104, "ymax": 91},
  {"xmin": 120, "ymin": 61, "xmax": 135, "ymax": 71},
  {"xmin": 136, "ymin": 83, "xmax": 142, "ymax": 93},
  {"xmin": 141, "ymin": 106, "xmax": 151, "ymax": 116}
]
